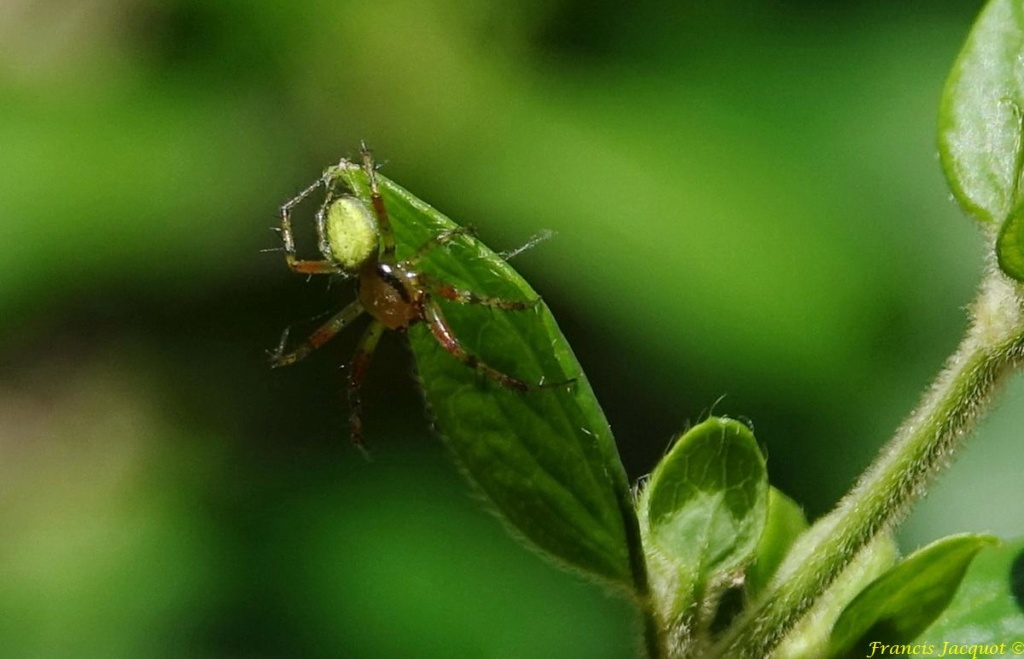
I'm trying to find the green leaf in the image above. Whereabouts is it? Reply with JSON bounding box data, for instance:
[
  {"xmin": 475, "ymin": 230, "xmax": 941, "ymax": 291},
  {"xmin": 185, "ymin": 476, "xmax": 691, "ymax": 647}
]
[
  {"xmin": 334, "ymin": 163, "xmax": 635, "ymax": 585},
  {"xmin": 939, "ymin": 0, "xmax": 1024, "ymax": 279},
  {"xmin": 644, "ymin": 417, "xmax": 768, "ymax": 581},
  {"xmin": 998, "ymin": 199, "xmax": 1024, "ymax": 280},
  {"xmin": 914, "ymin": 537, "xmax": 1024, "ymax": 649},
  {"xmin": 826, "ymin": 533, "xmax": 999, "ymax": 659},
  {"xmin": 746, "ymin": 488, "xmax": 807, "ymax": 597},
  {"xmin": 939, "ymin": 0, "xmax": 1024, "ymax": 226}
]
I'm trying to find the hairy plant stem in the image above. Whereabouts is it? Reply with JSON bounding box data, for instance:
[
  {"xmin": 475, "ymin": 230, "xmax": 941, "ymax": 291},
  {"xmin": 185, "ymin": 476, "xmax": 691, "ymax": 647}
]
[{"xmin": 713, "ymin": 267, "xmax": 1024, "ymax": 658}]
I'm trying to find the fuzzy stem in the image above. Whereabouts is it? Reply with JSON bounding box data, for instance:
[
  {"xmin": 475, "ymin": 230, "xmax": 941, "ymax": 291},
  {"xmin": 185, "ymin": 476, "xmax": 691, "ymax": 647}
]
[{"xmin": 714, "ymin": 268, "xmax": 1024, "ymax": 658}]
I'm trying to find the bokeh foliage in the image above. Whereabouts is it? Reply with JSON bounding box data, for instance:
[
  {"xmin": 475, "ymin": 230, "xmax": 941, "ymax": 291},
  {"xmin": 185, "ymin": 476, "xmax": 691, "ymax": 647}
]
[{"xmin": 2, "ymin": 1, "xmax": 1021, "ymax": 656}]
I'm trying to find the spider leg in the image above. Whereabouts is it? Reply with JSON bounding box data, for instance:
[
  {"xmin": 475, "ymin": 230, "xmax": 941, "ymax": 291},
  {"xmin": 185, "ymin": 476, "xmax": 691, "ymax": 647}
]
[
  {"xmin": 360, "ymin": 143, "xmax": 397, "ymax": 259},
  {"xmin": 499, "ymin": 229, "xmax": 555, "ymax": 261},
  {"xmin": 409, "ymin": 228, "xmax": 543, "ymax": 310},
  {"xmin": 423, "ymin": 298, "xmax": 532, "ymax": 391},
  {"xmin": 269, "ymin": 300, "xmax": 365, "ymax": 368},
  {"xmin": 347, "ymin": 319, "xmax": 386, "ymax": 451},
  {"xmin": 412, "ymin": 225, "xmax": 551, "ymax": 263},
  {"xmin": 313, "ymin": 176, "xmax": 340, "ymax": 261},
  {"xmin": 420, "ymin": 273, "xmax": 541, "ymax": 311},
  {"xmin": 279, "ymin": 174, "xmax": 343, "ymax": 275},
  {"xmin": 409, "ymin": 226, "xmax": 477, "ymax": 260}
]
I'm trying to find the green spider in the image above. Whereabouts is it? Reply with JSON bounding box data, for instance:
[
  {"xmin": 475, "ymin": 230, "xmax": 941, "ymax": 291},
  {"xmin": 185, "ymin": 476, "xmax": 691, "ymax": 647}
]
[{"xmin": 270, "ymin": 146, "xmax": 559, "ymax": 449}]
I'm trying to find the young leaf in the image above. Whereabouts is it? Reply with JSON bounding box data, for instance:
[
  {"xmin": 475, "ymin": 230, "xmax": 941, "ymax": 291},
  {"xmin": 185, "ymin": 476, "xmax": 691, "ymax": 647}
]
[
  {"xmin": 998, "ymin": 200, "xmax": 1024, "ymax": 280},
  {"xmin": 939, "ymin": 0, "xmax": 1024, "ymax": 279},
  {"xmin": 746, "ymin": 488, "xmax": 807, "ymax": 597},
  {"xmin": 914, "ymin": 538, "xmax": 1024, "ymax": 648},
  {"xmin": 636, "ymin": 417, "xmax": 767, "ymax": 651},
  {"xmin": 335, "ymin": 164, "xmax": 636, "ymax": 585},
  {"xmin": 939, "ymin": 0, "xmax": 1024, "ymax": 226},
  {"xmin": 826, "ymin": 533, "xmax": 998, "ymax": 659},
  {"xmin": 644, "ymin": 417, "xmax": 768, "ymax": 582}
]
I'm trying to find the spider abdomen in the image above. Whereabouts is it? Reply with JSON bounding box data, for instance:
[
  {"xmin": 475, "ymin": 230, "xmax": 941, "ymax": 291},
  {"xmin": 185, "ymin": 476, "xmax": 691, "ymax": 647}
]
[{"xmin": 325, "ymin": 196, "xmax": 379, "ymax": 270}]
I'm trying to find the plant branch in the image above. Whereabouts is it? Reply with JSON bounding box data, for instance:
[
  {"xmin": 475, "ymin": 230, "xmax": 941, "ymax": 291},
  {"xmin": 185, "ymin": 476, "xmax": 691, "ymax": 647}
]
[{"xmin": 714, "ymin": 265, "xmax": 1024, "ymax": 658}]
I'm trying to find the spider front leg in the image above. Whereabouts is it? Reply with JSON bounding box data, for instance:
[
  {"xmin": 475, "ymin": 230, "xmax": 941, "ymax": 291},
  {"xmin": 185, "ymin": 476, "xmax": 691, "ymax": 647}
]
[
  {"xmin": 279, "ymin": 176, "xmax": 343, "ymax": 276},
  {"xmin": 360, "ymin": 144, "xmax": 397, "ymax": 260},
  {"xmin": 347, "ymin": 319, "xmax": 386, "ymax": 452},
  {"xmin": 269, "ymin": 300, "xmax": 365, "ymax": 368}
]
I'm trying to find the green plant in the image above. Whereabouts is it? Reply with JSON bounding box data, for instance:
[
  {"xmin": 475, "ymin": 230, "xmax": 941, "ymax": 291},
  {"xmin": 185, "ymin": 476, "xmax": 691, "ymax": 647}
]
[{"xmin": 275, "ymin": 2, "xmax": 1024, "ymax": 656}]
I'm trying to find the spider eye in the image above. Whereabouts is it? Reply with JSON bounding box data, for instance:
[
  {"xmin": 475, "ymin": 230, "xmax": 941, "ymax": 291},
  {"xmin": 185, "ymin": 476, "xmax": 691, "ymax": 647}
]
[{"xmin": 325, "ymin": 196, "xmax": 379, "ymax": 270}]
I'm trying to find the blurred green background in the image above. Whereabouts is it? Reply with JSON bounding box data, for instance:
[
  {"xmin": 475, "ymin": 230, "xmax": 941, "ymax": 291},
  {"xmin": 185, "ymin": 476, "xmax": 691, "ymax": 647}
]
[{"xmin": 1, "ymin": 0, "xmax": 1018, "ymax": 657}]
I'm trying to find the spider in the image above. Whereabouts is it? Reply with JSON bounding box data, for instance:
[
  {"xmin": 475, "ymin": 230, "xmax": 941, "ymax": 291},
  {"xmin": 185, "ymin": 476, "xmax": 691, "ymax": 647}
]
[{"xmin": 270, "ymin": 145, "xmax": 559, "ymax": 450}]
